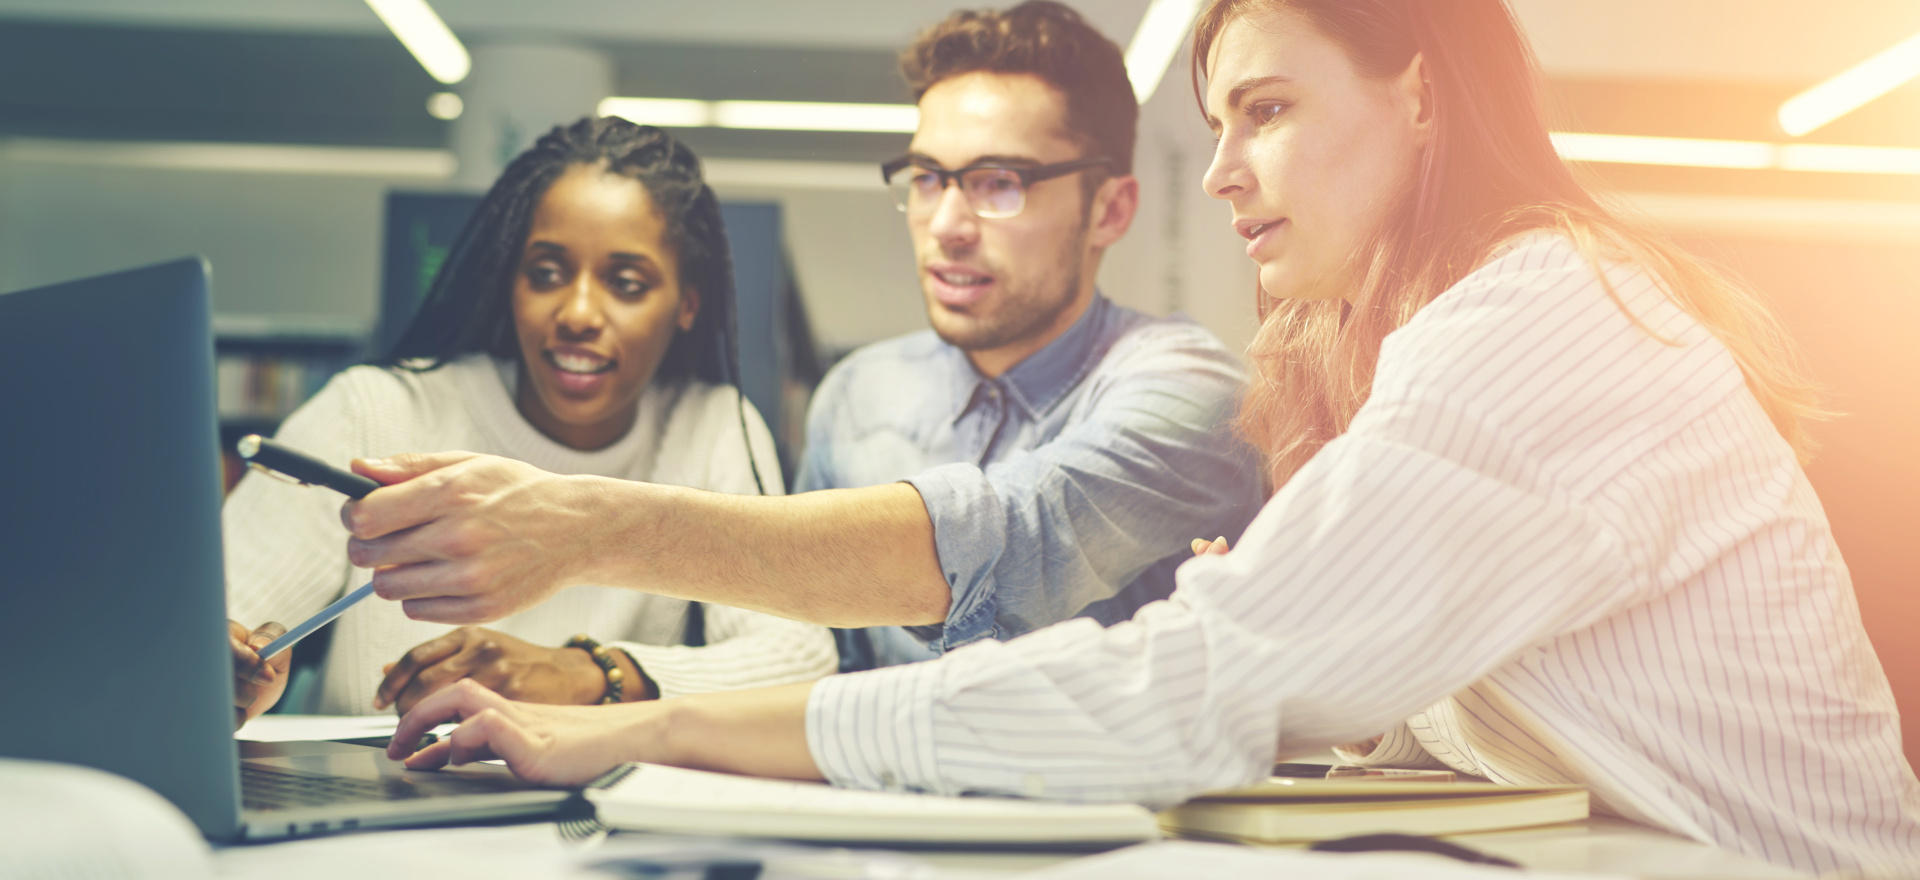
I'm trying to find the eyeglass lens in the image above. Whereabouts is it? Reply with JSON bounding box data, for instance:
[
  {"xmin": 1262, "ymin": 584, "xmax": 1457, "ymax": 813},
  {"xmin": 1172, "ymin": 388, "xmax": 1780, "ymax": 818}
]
[{"xmin": 888, "ymin": 167, "xmax": 1025, "ymax": 219}]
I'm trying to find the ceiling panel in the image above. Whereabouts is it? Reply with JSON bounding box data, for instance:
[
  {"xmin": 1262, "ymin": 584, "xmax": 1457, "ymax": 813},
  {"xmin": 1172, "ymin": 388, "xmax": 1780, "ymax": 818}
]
[
  {"xmin": 2, "ymin": 1, "xmax": 1917, "ymax": 83},
  {"xmin": 0, "ymin": 0, "xmax": 1155, "ymax": 53}
]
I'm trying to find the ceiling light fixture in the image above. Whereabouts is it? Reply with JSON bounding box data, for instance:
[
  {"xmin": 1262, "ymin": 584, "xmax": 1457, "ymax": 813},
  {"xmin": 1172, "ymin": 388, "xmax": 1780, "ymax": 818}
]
[
  {"xmin": 1777, "ymin": 29, "xmax": 1920, "ymax": 137},
  {"xmin": 1124, "ymin": 0, "xmax": 1205, "ymax": 104},
  {"xmin": 364, "ymin": 0, "xmax": 470, "ymax": 85},
  {"xmin": 1550, "ymin": 131, "xmax": 1920, "ymax": 175},
  {"xmin": 425, "ymin": 92, "xmax": 463, "ymax": 120},
  {"xmin": 598, "ymin": 98, "xmax": 919, "ymax": 133}
]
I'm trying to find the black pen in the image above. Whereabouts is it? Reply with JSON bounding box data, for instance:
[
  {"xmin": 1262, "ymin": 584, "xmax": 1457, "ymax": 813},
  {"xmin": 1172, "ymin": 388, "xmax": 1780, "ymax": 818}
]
[
  {"xmin": 236, "ymin": 434, "xmax": 380, "ymax": 499},
  {"xmin": 235, "ymin": 435, "xmax": 382, "ymax": 659}
]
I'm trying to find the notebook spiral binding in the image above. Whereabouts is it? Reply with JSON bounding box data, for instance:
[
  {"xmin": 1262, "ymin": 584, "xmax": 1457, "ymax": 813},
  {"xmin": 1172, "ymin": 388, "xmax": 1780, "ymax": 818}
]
[{"xmin": 588, "ymin": 763, "xmax": 643, "ymax": 790}]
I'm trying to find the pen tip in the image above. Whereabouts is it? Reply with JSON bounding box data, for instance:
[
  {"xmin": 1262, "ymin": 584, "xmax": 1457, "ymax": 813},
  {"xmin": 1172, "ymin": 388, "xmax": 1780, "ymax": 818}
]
[{"xmin": 236, "ymin": 434, "xmax": 262, "ymax": 458}]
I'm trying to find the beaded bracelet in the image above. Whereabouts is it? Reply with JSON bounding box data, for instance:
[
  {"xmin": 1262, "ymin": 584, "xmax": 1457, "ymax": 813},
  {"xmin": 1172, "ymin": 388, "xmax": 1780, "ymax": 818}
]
[{"xmin": 564, "ymin": 634, "xmax": 625, "ymax": 704}]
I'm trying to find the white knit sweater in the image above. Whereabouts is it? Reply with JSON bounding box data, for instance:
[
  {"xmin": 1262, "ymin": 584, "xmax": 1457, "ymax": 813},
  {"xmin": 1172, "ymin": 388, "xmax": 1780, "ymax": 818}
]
[{"xmin": 224, "ymin": 353, "xmax": 837, "ymax": 714}]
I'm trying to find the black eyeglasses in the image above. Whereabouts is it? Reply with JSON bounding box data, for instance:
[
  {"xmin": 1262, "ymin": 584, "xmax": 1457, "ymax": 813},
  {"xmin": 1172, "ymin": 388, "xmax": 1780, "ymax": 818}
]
[{"xmin": 881, "ymin": 155, "xmax": 1111, "ymax": 219}]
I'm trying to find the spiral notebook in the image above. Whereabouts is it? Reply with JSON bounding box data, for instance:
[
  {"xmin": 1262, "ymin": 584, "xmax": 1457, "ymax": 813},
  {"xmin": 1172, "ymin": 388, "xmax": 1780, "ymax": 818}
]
[{"xmin": 584, "ymin": 763, "xmax": 1160, "ymax": 847}]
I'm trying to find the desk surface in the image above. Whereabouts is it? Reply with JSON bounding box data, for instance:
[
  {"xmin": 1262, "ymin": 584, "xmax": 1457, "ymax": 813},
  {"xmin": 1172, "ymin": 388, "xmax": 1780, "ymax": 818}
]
[
  {"xmin": 906, "ymin": 818, "xmax": 1802, "ymax": 878},
  {"xmin": 212, "ymin": 815, "xmax": 1805, "ymax": 879}
]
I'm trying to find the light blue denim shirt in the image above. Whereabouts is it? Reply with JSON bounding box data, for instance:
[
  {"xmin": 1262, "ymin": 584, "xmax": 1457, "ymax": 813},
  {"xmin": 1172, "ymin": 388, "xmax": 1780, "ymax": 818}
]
[{"xmin": 796, "ymin": 294, "xmax": 1264, "ymax": 669}]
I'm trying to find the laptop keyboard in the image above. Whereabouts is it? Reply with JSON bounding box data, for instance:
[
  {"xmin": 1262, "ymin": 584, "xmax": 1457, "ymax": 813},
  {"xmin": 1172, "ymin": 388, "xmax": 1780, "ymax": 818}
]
[{"xmin": 241, "ymin": 763, "xmax": 432, "ymax": 810}]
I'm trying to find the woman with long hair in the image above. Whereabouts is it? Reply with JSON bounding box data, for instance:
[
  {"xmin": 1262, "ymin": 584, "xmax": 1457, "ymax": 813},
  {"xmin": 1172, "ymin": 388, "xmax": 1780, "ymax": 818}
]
[
  {"xmin": 380, "ymin": 4, "xmax": 1917, "ymax": 873},
  {"xmin": 226, "ymin": 117, "xmax": 834, "ymax": 723}
]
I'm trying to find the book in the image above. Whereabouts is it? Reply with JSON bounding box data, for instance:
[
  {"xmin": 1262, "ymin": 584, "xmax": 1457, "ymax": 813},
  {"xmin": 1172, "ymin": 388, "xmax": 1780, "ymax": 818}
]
[
  {"xmin": 584, "ymin": 763, "xmax": 1160, "ymax": 846},
  {"xmin": 1159, "ymin": 777, "xmax": 1588, "ymax": 843}
]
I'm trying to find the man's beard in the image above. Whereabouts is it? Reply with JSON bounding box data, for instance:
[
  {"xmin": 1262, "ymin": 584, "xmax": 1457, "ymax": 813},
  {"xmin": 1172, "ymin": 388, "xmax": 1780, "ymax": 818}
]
[{"xmin": 924, "ymin": 224, "xmax": 1087, "ymax": 353}]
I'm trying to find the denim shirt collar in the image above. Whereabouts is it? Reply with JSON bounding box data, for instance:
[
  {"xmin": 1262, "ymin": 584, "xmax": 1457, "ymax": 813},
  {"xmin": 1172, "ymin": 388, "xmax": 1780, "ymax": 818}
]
[{"xmin": 945, "ymin": 294, "xmax": 1110, "ymax": 423}]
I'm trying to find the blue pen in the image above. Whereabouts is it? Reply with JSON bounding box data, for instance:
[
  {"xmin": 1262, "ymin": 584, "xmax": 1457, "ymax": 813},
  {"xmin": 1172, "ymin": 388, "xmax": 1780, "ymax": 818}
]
[{"xmin": 257, "ymin": 582, "xmax": 376, "ymax": 660}]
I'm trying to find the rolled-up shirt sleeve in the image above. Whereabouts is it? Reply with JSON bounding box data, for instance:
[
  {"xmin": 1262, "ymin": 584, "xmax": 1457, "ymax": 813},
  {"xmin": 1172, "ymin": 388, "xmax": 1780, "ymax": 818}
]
[{"xmin": 902, "ymin": 329, "xmax": 1260, "ymax": 652}]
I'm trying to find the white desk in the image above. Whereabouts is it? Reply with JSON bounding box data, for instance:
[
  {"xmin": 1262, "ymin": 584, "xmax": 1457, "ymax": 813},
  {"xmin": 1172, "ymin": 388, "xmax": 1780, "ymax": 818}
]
[
  {"xmin": 212, "ymin": 816, "xmax": 1805, "ymax": 880},
  {"xmin": 904, "ymin": 818, "xmax": 1802, "ymax": 878}
]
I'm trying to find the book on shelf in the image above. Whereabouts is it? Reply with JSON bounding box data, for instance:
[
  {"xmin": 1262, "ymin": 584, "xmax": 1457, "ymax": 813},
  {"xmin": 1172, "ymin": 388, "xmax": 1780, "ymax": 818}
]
[
  {"xmin": 1158, "ymin": 775, "xmax": 1588, "ymax": 844},
  {"xmin": 216, "ymin": 353, "xmax": 318, "ymax": 421}
]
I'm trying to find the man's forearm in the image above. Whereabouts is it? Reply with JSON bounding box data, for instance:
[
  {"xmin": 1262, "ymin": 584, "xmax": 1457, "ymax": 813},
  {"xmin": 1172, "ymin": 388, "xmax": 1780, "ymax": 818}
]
[{"xmin": 577, "ymin": 479, "xmax": 951, "ymax": 628}]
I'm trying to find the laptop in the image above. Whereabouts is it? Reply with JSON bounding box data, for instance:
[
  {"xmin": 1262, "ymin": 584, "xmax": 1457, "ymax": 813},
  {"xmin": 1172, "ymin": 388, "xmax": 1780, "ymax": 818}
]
[{"xmin": 0, "ymin": 258, "xmax": 573, "ymax": 841}]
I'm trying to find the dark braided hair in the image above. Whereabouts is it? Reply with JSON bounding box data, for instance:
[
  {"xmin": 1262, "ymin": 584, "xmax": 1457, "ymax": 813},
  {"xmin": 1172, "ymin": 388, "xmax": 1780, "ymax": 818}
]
[
  {"xmin": 380, "ymin": 116, "xmax": 736, "ymax": 388},
  {"xmin": 380, "ymin": 116, "xmax": 764, "ymax": 492}
]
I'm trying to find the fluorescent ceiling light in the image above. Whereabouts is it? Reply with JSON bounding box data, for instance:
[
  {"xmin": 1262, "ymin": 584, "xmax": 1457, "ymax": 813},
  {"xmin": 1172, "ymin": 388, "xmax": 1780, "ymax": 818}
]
[
  {"xmin": 1777, "ymin": 29, "xmax": 1920, "ymax": 137},
  {"xmin": 364, "ymin": 0, "xmax": 470, "ymax": 85},
  {"xmin": 1550, "ymin": 132, "xmax": 1775, "ymax": 169},
  {"xmin": 600, "ymin": 98, "xmax": 713, "ymax": 128},
  {"xmin": 1550, "ymin": 131, "xmax": 1920, "ymax": 175},
  {"xmin": 599, "ymin": 98, "xmax": 918, "ymax": 133},
  {"xmin": 425, "ymin": 91, "xmax": 463, "ymax": 120},
  {"xmin": 713, "ymin": 101, "xmax": 918, "ymax": 133},
  {"xmin": 1124, "ymin": 0, "xmax": 1205, "ymax": 104},
  {"xmin": 1777, "ymin": 143, "xmax": 1920, "ymax": 175}
]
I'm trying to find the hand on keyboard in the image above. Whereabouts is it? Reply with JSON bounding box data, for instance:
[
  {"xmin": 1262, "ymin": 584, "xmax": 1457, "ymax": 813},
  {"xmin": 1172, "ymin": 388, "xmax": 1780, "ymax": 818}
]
[{"xmin": 387, "ymin": 679, "xmax": 653, "ymax": 785}]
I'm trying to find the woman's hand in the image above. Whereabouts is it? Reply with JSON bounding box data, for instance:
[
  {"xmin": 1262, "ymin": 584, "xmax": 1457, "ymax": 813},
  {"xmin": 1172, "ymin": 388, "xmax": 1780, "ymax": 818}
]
[
  {"xmin": 1190, "ymin": 536, "xmax": 1230, "ymax": 556},
  {"xmin": 387, "ymin": 679, "xmax": 657, "ymax": 786},
  {"xmin": 230, "ymin": 620, "xmax": 292, "ymax": 728},
  {"xmin": 374, "ymin": 626, "xmax": 622, "ymax": 714},
  {"xmin": 341, "ymin": 452, "xmax": 602, "ymax": 624}
]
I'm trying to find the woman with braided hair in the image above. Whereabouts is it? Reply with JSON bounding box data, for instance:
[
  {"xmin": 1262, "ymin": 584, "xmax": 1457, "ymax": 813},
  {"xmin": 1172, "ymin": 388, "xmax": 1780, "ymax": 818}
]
[{"xmin": 225, "ymin": 117, "xmax": 835, "ymax": 725}]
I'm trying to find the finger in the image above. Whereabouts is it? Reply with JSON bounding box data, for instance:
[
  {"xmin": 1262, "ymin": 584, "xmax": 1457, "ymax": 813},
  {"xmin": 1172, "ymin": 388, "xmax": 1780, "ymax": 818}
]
[
  {"xmin": 349, "ymin": 517, "xmax": 484, "ymax": 585},
  {"xmin": 375, "ymin": 630, "xmax": 471, "ymax": 709},
  {"xmin": 399, "ymin": 595, "xmax": 503, "ymax": 626},
  {"xmin": 346, "ymin": 523, "xmax": 439, "ymax": 573},
  {"xmin": 339, "ymin": 451, "xmax": 482, "ymax": 541},
  {"xmin": 230, "ymin": 631, "xmax": 270, "ymax": 687},
  {"xmin": 351, "ymin": 450, "xmax": 478, "ymax": 486},
  {"xmin": 247, "ymin": 622, "xmax": 292, "ymax": 673},
  {"xmin": 362, "ymin": 557, "xmax": 472, "ymax": 603},
  {"xmin": 389, "ymin": 679, "xmax": 500, "ymax": 759},
  {"xmin": 1190, "ymin": 538, "xmax": 1210, "ymax": 556},
  {"xmin": 401, "ymin": 737, "xmax": 456, "ymax": 770},
  {"xmin": 441, "ymin": 709, "xmax": 509, "ymax": 767},
  {"xmin": 246, "ymin": 621, "xmax": 288, "ymax": 649},
  {"xmin": 1208, "ymin": 537, "xmax": 1230, "ymax": 555}
]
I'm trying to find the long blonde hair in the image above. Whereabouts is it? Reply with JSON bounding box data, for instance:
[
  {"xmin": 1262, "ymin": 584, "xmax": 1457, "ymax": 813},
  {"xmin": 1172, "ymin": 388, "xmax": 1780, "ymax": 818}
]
[{"xmin": 1192, "ymin": 0, "xmax": 1826, "ymax": 488}]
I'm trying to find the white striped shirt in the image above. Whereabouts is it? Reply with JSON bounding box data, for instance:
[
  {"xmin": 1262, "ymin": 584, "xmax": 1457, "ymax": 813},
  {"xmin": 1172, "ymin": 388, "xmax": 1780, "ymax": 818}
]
[{"xmin": 806, "ymin": 235, "xmax": 1920, "ymax": 876}]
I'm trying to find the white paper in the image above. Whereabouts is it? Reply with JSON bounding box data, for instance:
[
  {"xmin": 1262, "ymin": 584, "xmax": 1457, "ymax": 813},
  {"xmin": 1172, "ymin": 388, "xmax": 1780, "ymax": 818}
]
[{"xmin": 234, "ymin": 714, "xmax": 454, "ymax": 743}]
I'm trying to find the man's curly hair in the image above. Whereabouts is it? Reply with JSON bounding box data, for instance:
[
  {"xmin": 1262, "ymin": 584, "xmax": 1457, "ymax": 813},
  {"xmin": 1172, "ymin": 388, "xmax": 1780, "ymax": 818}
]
[{"xmin": 899, "ymin": 1, "xmax": 1137, "ymax": 177}]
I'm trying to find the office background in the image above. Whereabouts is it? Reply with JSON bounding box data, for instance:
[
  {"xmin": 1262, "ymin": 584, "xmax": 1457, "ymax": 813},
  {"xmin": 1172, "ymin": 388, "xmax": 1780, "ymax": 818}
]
[{"xmin": 1, "ymin": 0, "xmax": 1917, "ymax": 765}]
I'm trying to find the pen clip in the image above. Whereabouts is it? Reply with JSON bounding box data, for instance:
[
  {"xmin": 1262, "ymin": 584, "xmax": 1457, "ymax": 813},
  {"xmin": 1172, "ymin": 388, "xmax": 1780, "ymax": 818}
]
[{"xmin": 245, "ymin": 461, "xmax": 309, "ymax": 488}]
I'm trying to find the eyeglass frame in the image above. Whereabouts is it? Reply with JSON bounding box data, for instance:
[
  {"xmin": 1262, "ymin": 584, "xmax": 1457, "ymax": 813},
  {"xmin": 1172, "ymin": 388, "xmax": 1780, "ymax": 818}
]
[{"xmin": 880, "ymin": 154, "xmax": 1112, "ymax": 219}]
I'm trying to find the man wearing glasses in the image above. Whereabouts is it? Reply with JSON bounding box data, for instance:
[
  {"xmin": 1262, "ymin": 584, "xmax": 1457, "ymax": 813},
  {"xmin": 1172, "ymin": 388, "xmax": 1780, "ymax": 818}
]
[{"xmin": 337, "ymin": 1, "xmax": 1261, "ymax": 673}]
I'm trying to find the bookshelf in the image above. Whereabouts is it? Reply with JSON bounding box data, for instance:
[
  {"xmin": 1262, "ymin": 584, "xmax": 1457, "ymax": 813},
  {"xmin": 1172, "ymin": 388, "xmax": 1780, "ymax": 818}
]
[{"xmin": 213, "ymin": 314, "xmax": 366, "ymax": 490}]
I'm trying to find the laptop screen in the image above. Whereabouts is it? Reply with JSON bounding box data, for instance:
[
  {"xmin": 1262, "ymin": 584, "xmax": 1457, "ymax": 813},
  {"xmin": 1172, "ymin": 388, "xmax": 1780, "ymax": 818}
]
[{"xmin": 0, "ymin": 258, "xmax": 243, "ymax": 839}]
